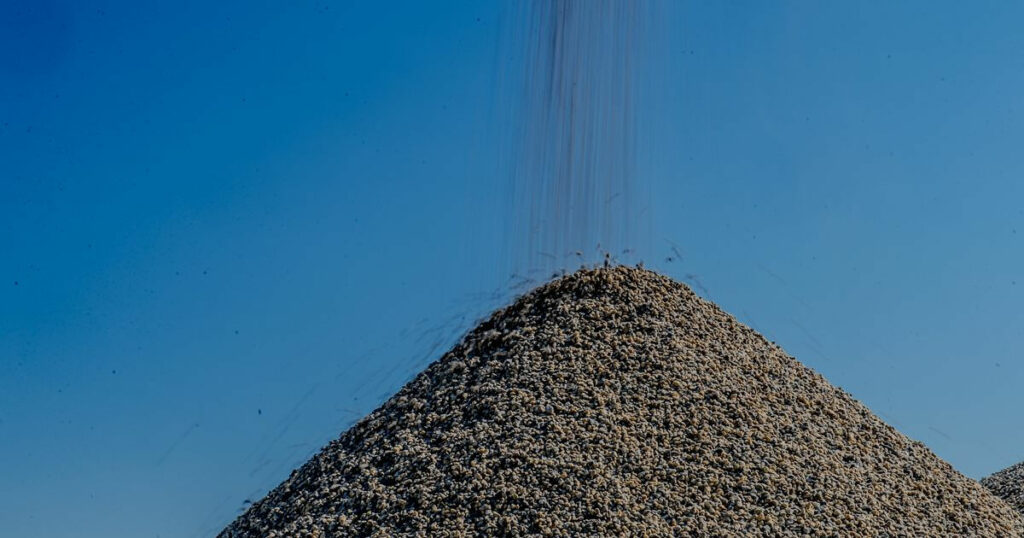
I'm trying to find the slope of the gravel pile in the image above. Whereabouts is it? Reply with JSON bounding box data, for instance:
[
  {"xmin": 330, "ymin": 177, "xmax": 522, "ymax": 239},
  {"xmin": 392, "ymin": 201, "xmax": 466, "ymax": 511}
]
[
  {"xmin": 983, "ymin": 461, "xmax": 1024, "ymax": 517},
  {"xmin": 221, "ymin": 266, "xmax": 1024, "ymax": 537}
]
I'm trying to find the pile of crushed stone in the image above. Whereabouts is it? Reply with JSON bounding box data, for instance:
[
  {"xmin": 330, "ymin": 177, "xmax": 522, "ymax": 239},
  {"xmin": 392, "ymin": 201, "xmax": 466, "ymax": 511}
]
[
  {"xmin": 220, "ymin": 267, "xmax": 1024, "ymax": 537},
  {"xmin": 983, "ymin": 461, "xmax": 1024, "ymax": 517}
]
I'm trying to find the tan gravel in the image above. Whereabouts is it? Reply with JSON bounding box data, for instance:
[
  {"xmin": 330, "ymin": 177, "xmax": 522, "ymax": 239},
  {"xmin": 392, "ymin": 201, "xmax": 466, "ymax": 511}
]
[
  {"xmin": 220, "ymin": 266, "xmax": 1024, "ymax": 537},
  {"xmin": 983, "ymin": 461, "xmax": 1024, "ymax": 517}
]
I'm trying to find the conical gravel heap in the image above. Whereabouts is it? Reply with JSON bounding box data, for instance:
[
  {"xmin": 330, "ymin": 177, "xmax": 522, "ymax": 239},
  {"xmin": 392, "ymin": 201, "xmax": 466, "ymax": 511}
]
[
  {"xmin": 221, "ymin": 267, "xmax": 1024, "ymax": 537},
  {"xmin": 983, "ymin": 461, "xmax": 1024, "ymax": 517}
]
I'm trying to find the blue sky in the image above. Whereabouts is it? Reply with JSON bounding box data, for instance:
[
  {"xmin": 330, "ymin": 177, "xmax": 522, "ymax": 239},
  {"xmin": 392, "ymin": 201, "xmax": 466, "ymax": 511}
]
[{"xmin": 3, "ymin": 1, "xmax": 1024, "ymax": 536}]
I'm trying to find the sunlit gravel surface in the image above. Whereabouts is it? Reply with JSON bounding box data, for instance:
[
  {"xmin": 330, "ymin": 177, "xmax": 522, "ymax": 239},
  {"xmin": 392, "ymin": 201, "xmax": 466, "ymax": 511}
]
[{"xmin": 221, "ymin": 267, "xmax": 1024, "ymax": 537}]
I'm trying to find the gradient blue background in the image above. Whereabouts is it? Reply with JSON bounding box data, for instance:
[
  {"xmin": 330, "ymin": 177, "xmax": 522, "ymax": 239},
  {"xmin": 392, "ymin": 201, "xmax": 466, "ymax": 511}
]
[{"xmin": 3, "ymin": 2, "xmax": 1024, "ymax": 536}]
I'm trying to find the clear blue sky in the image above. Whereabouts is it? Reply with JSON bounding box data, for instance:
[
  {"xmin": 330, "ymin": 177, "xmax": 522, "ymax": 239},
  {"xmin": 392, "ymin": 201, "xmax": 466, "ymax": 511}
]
[{"xmin": 3, "ymin": 2, "xmax": 1024, "ymax": 537}]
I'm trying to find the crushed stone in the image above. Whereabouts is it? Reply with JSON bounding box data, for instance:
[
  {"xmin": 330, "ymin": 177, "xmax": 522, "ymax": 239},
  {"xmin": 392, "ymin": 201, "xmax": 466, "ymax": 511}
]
[
  {"xmin": 983, "ymin": 461, "xmax": 1024, "ymax": 518},
  {"xmin": 221, "ymin": 266, "xmax": 1024, "ymax": 537}
]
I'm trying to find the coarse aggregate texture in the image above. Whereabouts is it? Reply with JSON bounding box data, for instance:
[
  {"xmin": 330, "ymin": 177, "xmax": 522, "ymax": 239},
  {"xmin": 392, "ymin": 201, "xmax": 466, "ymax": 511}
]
[
  {"xmin": 983, "ymin": 461, "xmax": 1024, "ymax": 517},
  {"xmin": 220, "ymin": 266, "xmax": 1024, "ymax": 537}
]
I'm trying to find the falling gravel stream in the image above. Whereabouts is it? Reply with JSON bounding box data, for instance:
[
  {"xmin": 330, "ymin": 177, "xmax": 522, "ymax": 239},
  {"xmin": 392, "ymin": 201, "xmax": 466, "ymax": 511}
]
[{"xmin": 499, "ymin": 0, "xmax": 652, "ymax": 279}]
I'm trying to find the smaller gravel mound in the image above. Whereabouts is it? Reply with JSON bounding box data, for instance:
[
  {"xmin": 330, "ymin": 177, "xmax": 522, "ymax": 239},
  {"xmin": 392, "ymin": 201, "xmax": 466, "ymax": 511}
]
[{"xmin": 983, "ymin": 461, "xmax": 1024, "ymax": 516}]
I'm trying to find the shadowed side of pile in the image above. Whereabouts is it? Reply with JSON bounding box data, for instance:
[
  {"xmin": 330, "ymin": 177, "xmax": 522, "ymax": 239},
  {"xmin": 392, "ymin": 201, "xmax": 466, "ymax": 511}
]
[
  {"xmin": 221, "ymin": 267, "xmax": 1024, "ymax": 537},
  {"xmin": 983, "ymin": 461, "xmax": 1024, "ymax": 518}
]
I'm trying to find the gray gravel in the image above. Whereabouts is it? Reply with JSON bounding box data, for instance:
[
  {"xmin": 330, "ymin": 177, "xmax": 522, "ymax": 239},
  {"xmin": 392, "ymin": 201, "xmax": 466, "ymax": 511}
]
[
  {"xmin": 220, "ymin": 266, "xmax": 1024, "ymax": 537},
  {"xmin": 983, "ymin": 461, "xmax": 1024, "ymax": 517}
]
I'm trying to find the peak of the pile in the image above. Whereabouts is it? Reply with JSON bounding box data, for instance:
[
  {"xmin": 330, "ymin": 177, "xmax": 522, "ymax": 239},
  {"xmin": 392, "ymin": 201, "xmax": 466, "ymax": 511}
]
[
  {"xmin": 507, "ymin": 264, "xmax": 701, "ymax": 313},
  {"xmin": 221, "ymin": 264, "xmax": 1024, "ymax": 537},
  {"xmin": 534, "ymin": 263, "xmax": 681, "ymax": 289}
]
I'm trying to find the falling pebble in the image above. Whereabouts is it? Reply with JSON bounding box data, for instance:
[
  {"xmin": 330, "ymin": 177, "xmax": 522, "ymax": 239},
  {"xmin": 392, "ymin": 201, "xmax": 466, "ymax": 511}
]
[
  {"xmin": 258, "ymin": 409, "xmax": 262, "ymax": 415},
  {"xmin": 112, "ymin": 370, "xmax": 117, "ymax": 374}
]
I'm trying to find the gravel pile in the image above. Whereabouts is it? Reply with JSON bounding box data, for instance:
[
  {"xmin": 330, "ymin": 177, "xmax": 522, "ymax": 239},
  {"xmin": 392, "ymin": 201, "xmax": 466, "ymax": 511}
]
[
  {"xmin": 983, "ymin": 461, "xmax": 1024, "ymax": 517},
  {"xmin": 220, "ymin": 266, "xmax": 1024, "ymax": 537}
]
